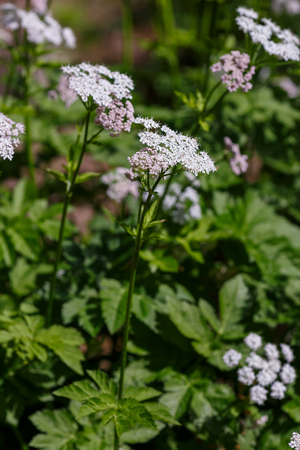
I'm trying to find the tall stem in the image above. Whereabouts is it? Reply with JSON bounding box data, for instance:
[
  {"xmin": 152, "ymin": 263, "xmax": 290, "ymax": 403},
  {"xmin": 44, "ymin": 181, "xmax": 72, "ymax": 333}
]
[
  {"xmin": 46, "ymin": 112, "xmax": 91, "ymax": 327},
  {"xmin": 114, "ymin": 177, "xmax": 161, "ymax": 450}
]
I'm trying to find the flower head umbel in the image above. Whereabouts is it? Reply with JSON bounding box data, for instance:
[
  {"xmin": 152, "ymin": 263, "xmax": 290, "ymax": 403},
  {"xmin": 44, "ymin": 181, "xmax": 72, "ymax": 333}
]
[
  {"xmin": 0, "ymin": 4, "xmax": 76, "ymax": 48},
  {"xmin": 223, "ymin": 334, "xmax": 297, "ymax": 405},
  {"xmin": 289, "ymin": 432, "xmax": 300, "ymax": 449},
  {"xmin": 102, "ymin": 167, "xmax": 139, "ymax": 203},
  {"xmin": 236, "ymin": 7, "xmax": 300, "ymax": 61},
  {"xmin": 211, "ymin": 51, "xmax": 255, "ymax": 92},
  {"xmin": 0, "ymin": 113, "xmax": 25, "ymax": 161},
  {"xmin": 127, "ymin": 117, "xmax": 216, "ymax": 182},
  {"xmin": 224, "ymin": 137, "xmax": 248, "ymax": 175},
  {"xmin": 61, "ymin": 63, "xmax": 134, "ymax": 107}
]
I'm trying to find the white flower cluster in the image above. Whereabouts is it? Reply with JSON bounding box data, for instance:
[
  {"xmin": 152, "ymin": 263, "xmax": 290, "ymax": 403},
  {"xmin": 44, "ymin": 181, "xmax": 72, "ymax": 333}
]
[
  {"xmin": 290, "ymin": 432, "xmax": 300, "ymax": 449},
  {"xmin": 30, "ymin": 0, "xmax": 48, "ymax": 15},
  {"xmin": 61, "ymin": 63, "xmax": 134, "ymax": 108},
  {"xmin": 0, "ymin": 113, "xmax": 25, "ymax": 161},
  {"xmin": 102, "ymin": 167, "xmax": 139, "ymax": 203},
  {"xmin": 0, "ymin": 3, "xmax": 76, "ymax": 48},
  {"xmin": 223, "ymin": 333, "xmax": 296, "ymax": 405},
  {"xmin": 236, "ymin": 7, "xmax": 300, "ymax": 61},
  {"xmin": 128, "ymin": 116, "xmax": 216, "ymax": 179},
  {"xmin": 155, "ymin": 174, "xmax": 201, "ymax": 224}
]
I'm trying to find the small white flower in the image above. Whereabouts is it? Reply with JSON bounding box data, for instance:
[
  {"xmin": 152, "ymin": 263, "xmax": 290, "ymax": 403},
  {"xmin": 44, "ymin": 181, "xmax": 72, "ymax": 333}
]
[
  {"xmin": 280, "ymin": 363, "xmax": 297, "ymax": 384},
  {"xmin": 264, "ymin": 343, "xmax": 279, "ymax": 360},
  {"xmin": 270, "ymin": 381, "xmax": 286, "ymax": 399},
  {"xmin": 223, "ymin": 349, "xmax": 242, "ymax": 368},
  {"xmin": 289, "ymin": 432, "xmax": 300, "ymax": 449},
  {"xmin": 246, "ymin": 352, "xmax": 268, "ymax": 369},
  {"xmin": 257, "ymin": 368, "xmax": 277, "ymax": 386},
  {"xmin": 280, "ymin": 343, "xmax": 295, "ymax": 362},
  {"xmin": 236, "ymin": 6, "xmax": 259, "ymax": 19},
  {"xmin": 267, "ymin": 359, "xmax": 281, "ymax": 373},
  {"xmin": 102, "ymin": 167, "xmax": 139, "ymax": 202},
  {"xmin": 0, "ymin": 113, "xmax": 25, "ymax": 161},
  {"xmin": 237, "ymin": 366, "xmax": 256, "ymax": 385},
  {"xmin": 250, "ymin": 385, "xmax": 268, "ymax": 405},
  {"xmin": 244, "ymin": 333, "xmax": 262, "ymax": 351}
]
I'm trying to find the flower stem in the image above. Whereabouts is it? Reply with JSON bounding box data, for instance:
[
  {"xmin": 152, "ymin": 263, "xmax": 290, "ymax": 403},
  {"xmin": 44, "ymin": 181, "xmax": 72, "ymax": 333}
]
[
  {"xmin": 24, "ymin": 54, "xmax": 36, "ymax": 194},
  {"xmin": 114, "ymin": 176, "xmax": 162, "ymax": 449},
  {"xmin": 46, "ymin": 111, "xmax": 91, "ymax": 327}
]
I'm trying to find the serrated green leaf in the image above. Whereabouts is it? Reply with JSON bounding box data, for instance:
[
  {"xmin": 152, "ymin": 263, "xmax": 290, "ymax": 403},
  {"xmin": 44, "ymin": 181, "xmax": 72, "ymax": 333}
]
[
  {"xmin": 144, "ymin": 402, "xmax": 180, "ymax": 425},
  {"xmin": 87, "ymin": 370, "xmax": 117, "ymax": 395},
  {"xmin": 119, "ymin": 398, "xmax": 157, "ymax": 432},
  {"xmin": 124, "ymin": 386, "xmax": 161, "ymax": 402},
  {"xmin": 118, "ymin": 222, "xmax": 137, "ymax": 236},
  {"xmin": 6, "ymin": 228, "xmax": 37, "ymax": 261},
  {"xmin": 100, "ymin": 279, "xmax": 128, "ymax": 334},
  {"xmin": 37, "ymin": 325, "xmax": 84, "ymax": 375},
  {"xmin": 199, "ymin": 299, "xmax": 221, "ymax": 333},
  {"xmin": 219, "ymin": 275, "xmax": 248, "ymax": 335},
  {"xmin": 76, "ymin": 394, "xmax": 116, "ymax": 419},
  {"xmin": 54, "ymin": 379, "xmax": 99, "ymax": 401}
]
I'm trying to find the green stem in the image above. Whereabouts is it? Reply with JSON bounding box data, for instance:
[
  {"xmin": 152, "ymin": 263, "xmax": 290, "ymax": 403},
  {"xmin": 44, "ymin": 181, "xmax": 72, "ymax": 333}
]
[
  {"xmin": 114, "ymin": 176, "xmax": 162, "ymax": 450},
  {"xmin": 205, "ymin": 89, "xmax": 228, "ymax": 117},
  {"xmin": 157, "ymin": 165, "xmax": 176, "ymax": 216},
  {"xmin": 122, "ymin": 0, "xmax": 134, "ymax": 67},
  {"xmin": 46, "ymin": 112, "xmax": 91, "ymax": 327},
  {"xmin": 202, "ymin": 80, "xmax": 222, "ymax": 117}
]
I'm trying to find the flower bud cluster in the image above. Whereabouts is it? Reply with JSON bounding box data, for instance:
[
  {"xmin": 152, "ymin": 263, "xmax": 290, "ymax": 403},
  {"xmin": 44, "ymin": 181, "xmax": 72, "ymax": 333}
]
[
  {"xmin": 95, "ymin": 99, "xmax": 134, "ymax": 137},
  {"xmin": 102, "ymin": 167, "xmax": 139, "ymax": 203},
  {"xmin": 0, "ymin": 113, "xmax": 25, "ymax": 161},
  {"xmin": 224, "ymin": 137, "xmax": 248, "ymax": 175},
  {"xmin": 0, "ymin": 3, "xmax": 76, "ymax": 48},
  {"xmin": 236, "ymin": 7, "xmax": 300, "ymax": 61},
  {"xmin": 211, "ymin": 51, "xmax": 255, "ymax": 93},
  {"xmin": 223, "ymin": 333, "xmax": 296, "ymax": 405}
]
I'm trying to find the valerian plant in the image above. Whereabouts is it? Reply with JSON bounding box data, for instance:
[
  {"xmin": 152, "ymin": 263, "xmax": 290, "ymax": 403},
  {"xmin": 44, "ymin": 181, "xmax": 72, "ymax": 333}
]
[{"xmin": 1, "ymin": 0, "xmax": 300, "ymax": 449}]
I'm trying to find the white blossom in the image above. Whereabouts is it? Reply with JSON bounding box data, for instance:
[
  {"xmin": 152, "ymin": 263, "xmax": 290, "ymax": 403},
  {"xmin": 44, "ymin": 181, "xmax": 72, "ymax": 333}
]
[
  {"xmin": 272, "ymin": 0, "xmax": 300, "ymax": 15},
  {"xmin": 270, "ymin": 381, "xmax": 286, "ymax": 399},
  {"xmin": 237, "ymin": 366, "xmax": 255, "ymax": 385},
  {"xmin": 223, "ymin": 349, "xmax": 242, "ymax": 368},
  {"xmin": 61, "ymin": 63, "xmax": 134, "ymax": 107},
  {"xmin": 250, "ymin": 385, "xmax": 268, "ymax": 405},
  {"xmin": 236, "ymin": 7, "xmax": 300, "ymax": 61},
  {"xmin": 244, "ymin": 333, "xmax": 262, "ymax": 351},
  {"xmin": 0, "ymin": 113, "xmax": 25, "ymax": 161},
  {"xmin": 264, "ymin": 343, "xmax": 279, "ymax": 360},
  {"xmin": 236, "ymin": 7, "xmax": 259, "ymax": 19},
  {"xmin": 246, "ymin": 352, "xmax": 267, "ymax": 370},
  {"xmin": 257, "ymin": 368, "xmax": 277, "ymax": 386},
  {"xmin": 267, "ymin": 359, "xmax": 281, "ymax": 373},
  {"xmin": 280, "ymin": 343, "xmax": 295, "ymax": 362},
  {"xmin": 133, "ymin": 117, "xmax": 217, "ymax": 177},
  {"xmin": 280, "ymin": 363, "xmax": 297, "ymax": 384},
  {"xmin": 0, "ymin": 5, "xmax": 76, "ymax": 48},
  {"xmin": 289, "ymin": 432, "xmax": 300, "ymax": 449}
]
